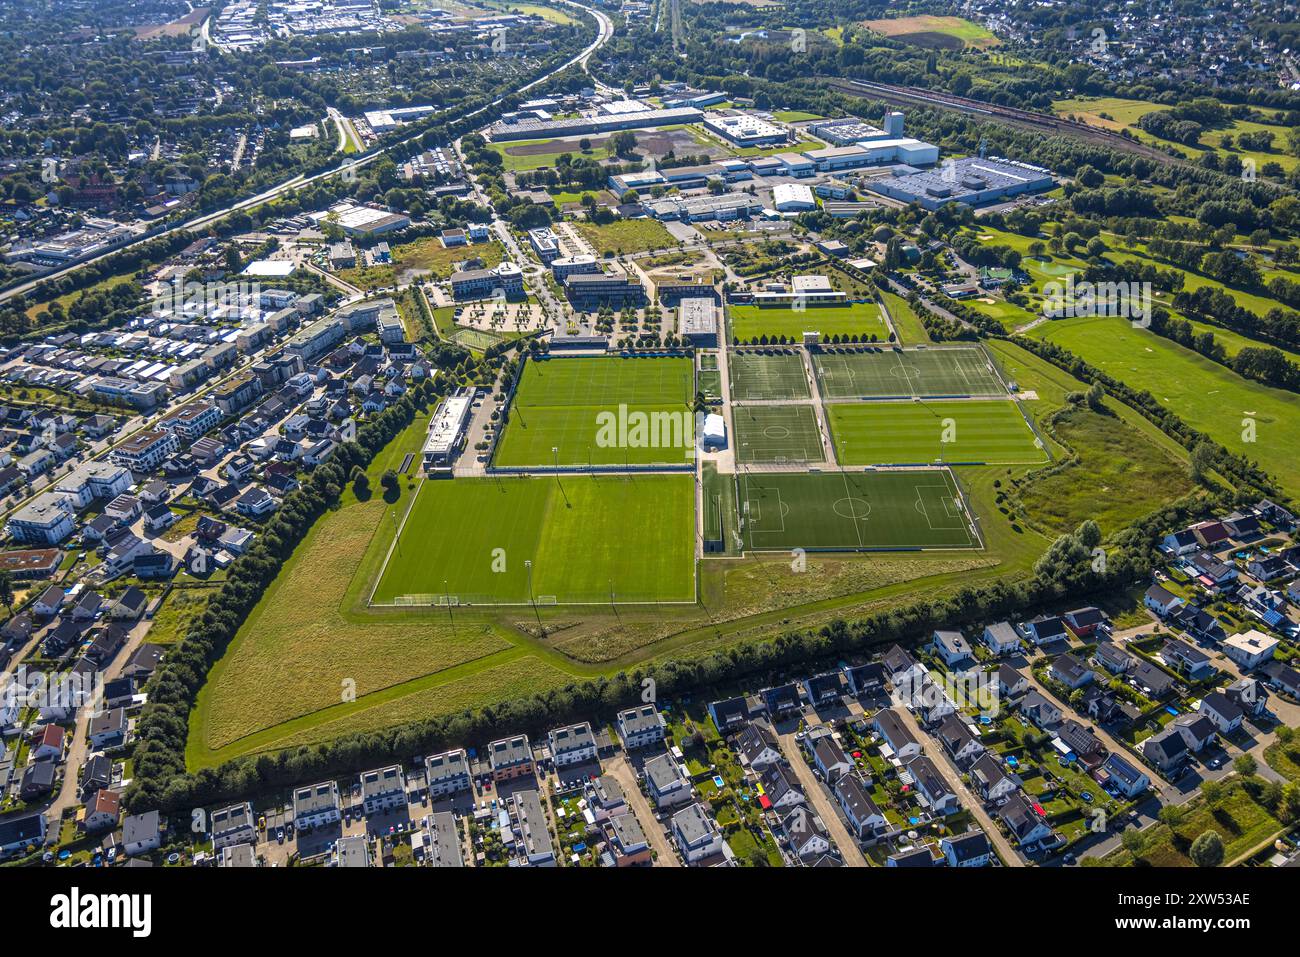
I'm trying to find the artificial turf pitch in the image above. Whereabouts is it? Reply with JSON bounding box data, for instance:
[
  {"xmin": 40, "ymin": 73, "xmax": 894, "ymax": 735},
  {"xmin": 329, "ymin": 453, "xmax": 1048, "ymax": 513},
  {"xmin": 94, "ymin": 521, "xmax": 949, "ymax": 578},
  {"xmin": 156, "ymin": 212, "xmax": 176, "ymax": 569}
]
[
  {"xmin": 738, "ymin": 469, "xmax": 979, "ymax": 551},
  {"xmin": 494, "ymin": 355, "xmax": 695, "ymax": 467},
  {"xmin": 814, "ymin": 346, "xmax": 1005, "ymax": 398},
  {"xmin": 825, "ymin": 399, "xmax": 1048, "ymax": 466},
  {"xmin": 729, "ymin": 350, "xmax": 811, "ymax": 400},
  {"xmin": 732, "ymin": 404, "xmax": 825, "ymax": 464},
  {"xmin": 372, "ymin": 474, "xmax": 696, "ymax": 604}
]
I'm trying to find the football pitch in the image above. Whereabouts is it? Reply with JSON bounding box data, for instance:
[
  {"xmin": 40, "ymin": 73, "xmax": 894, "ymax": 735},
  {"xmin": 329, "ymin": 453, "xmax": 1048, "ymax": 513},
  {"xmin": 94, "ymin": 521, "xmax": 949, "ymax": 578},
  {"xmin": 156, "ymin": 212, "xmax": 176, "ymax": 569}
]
[
  {"xmin": 730, "ymin": 302, "xmax": 891, "ymax": 342},
  {"xmin": 738, "ymin": 469, "xmax": 980, "ymax": 551},
  {"xmin": 729, "ymin": 350, "xmax": 811, "ymax": 400},
  {"xmin": 733, "ymin": 404, "xmax": 826, "ymax": 464},
  {"xmin": 826, "ymin": 400, "xmax": 1048, "ymax": 466},
  {"xmin": 372, "ymin": 475, "xmax": 697, "ymax": 604},
  {"xmin": 495, "ymin": 355, "xmax": 695, "ymax": 467},
  {"xmin": 814, "ymin": 346, "xmax": 1006, "ymax": 398}
]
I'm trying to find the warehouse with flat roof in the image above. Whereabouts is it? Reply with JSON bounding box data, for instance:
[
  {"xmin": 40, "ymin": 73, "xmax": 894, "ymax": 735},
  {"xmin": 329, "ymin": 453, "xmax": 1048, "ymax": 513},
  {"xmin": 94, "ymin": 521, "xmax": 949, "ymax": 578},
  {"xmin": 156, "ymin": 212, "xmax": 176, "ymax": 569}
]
[{"xmin": 866, "ymin": 156, "xmax": 1056, "ymax": 210}]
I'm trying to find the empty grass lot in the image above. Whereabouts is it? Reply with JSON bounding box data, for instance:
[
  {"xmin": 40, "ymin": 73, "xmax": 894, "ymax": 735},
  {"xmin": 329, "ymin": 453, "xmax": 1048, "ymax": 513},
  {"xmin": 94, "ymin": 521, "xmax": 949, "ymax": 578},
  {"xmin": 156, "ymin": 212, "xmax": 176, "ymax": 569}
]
[
  {"xmin": 730, "ymin": 302, "xmax": 890, "ymax": 342},
  {"xmin": 494, "ymin": 355, "xmax": 695, "ymax": 467},
  {"xmin": 738, "ymin": 469, "xmax": 979, "ymax": 551},
  {"xmin": 826, "ymin": 400, "xmax": 1047, "ymax": 466},
  {"xmin": 1016, "ymin": 405, "xmax": 1197, "ymax": 536},
  {"xmin": 372, "ymin": 474, "xmax": 697, "ymax": 604},
  {"xmin": 815, "ymin": 345, "xmax": 1006, "ymax": 398},
  {"xmin": 1027, "ymin": 315, "xmax": 1300, "ymax": 497}
]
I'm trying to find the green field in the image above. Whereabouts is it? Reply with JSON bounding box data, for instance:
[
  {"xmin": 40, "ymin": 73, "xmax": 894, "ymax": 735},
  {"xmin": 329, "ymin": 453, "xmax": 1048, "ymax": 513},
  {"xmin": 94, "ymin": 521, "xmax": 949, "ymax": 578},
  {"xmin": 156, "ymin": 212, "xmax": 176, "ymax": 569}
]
[
  {"xmin": 1016, "ymin": 405, "xmax": 1197, "ymax": 536},
  {"xmin": 1027, "ymin": 316, "xmax": 1300, "ymax": 497},
  {"xmin": 575, "ymin": 219, "xmax": 677, "ymax": 256},
  {"xmin": 826, "ymin": 400, "xmax": 1048, "ymax": 466},
  {"xmin": 815, "ymin": 346, "xmax": 1006, "ymax": 398},
  {"xmin": 490, "ymin": 137, "xmax": 616, "ymax": 172},
  {"xmin": 882, "ymin": 291, "xmax": 930, "ymax": 344},
  {"xmin": 495, "ymin": 355, "xmax": 695, "ymax": 467},
  {"xmin": 730, "ymin": 302, "xmax": 891, "ymax": 342},
  {"xmin": 373, "ymin": 475, "xmax": 696, "ymax": 604},
  {"xmin": 729, "ymin": 349, "xmax": 810, "ymax": 399},
  {"xmin": 863, "ymin": 14, "xmax": 1000, "ymax": 50},
  {"xmin": 738, "ymin": 469, "xmax": 979, "ymax": 551},
  {"xmin": 732, "ymin": 404, "xmax": 825, "ymax": 464}
]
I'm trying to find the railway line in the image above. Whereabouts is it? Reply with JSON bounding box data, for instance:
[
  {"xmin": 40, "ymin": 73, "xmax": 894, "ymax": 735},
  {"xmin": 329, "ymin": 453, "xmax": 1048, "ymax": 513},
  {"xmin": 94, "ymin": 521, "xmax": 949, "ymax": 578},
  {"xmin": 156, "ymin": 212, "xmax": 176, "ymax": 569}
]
[{"xmin": 821, "ymin": 76, "xmax": 1185, "ymax": 165}]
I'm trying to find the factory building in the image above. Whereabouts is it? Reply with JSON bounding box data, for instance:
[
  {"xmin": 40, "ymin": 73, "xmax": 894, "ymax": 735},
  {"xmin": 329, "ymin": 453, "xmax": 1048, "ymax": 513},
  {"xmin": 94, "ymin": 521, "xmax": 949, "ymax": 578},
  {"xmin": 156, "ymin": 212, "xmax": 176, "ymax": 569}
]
[{"xmin": 866, "ymin": 156, "xmax": 1056, "ymax": 211}]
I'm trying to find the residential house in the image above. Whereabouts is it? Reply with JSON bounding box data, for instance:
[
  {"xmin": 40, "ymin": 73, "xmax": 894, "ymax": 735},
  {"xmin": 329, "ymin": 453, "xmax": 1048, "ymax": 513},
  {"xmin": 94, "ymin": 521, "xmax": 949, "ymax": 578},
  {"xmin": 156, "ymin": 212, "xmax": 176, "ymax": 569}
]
[
  {"xmin": 1063, "ymin": 606, "xmax": 1108, "ymax": 638},
  {"xmin": 872, "ymin": 708, "xmax": 921, "ymax": 761},
  {"xmin": 88, "ymin": 707, "xmax": 127, "ymax": 749},
  {"xmin": 907, "ymin": 755, "xmax": 959, "ymax": 815},
  {"xmin": 1018, "ymin": 691, "xmax": 1062, "ymax": 730},
  {"xmin": 1172, "ymin": 714, "xmax": 1217, "ymax": 753},
  {"xmin": 931, "ymin": 629, "xmax": 973, "ymax": 667},
  {"xmin": 1050, "ymin": 653, "xmax": 1094, "ymax": 689},
  {"xmin": 548, "ymin": 722, "xmax": 597, "ymax": 767},
  {"xmin": 708, "ymin": 696, "xmax": 749, "ymax": 733},
  {"xmin": 1143, "ymin": 728, "xmax": 1190, "ymax": 777},
  {"xmin": 935, "ymin": 714, "xmax": 984, "ymax": 766},
  {"xmin": 1093, "ymin": 643, "xmax": 1136, "ymax": 676},
  {"xmin": 644, "ymin": 753, "xmax": 692, "ymax": 809},
  {"xmin": 488, "ymin": 735, "xmax": 534, "ymax": 782},
  {"xmin": 1144, "ymin": 584, "xmax": 1184, "ymax": 618},
  {"xmin": 359, "ymin": 765, "xmax": 406, "ymax": 815},
  {"xmin": 211, "ymin": 802, "xmax": 257, "ymax": 851},
  {"xmin": 842, "ymin": 662, "xmax": 886, "ymax": 696},
  {"xmin": 761, "ymin": 683, "xmax": 802, "ymax": 719},
  {"xmin": 941, "ymin": 832, "xmax": 992, "ymax": 867},
  {"xmin": 969, "ymin": 753, "xmax": 1018, "ymax": 804},
  {"xmin": 736, "ymin": 723, "xmax": 782, "ymax": 770},
  {"xmin": 783, "ymin": 807, "xmax": 833, "ymax": 865},
  {"xmin": 1225, "ymin": 677, "xmax": 1269, "ymax": 719},
  {"xmin": 292, "ymin": 782, "xmax": 342, "ymax": 830},
  {"xmin": 1056, "ymin": 720, "xmax": 1105, "ymax": 768},
  {"xmin": 981, "ymin": 621, "xmax": 1021, "ymax": 656},
  {"xmin": 1198, "ymin": 692, "xmax": 1244, "ymax": 735},
  {"xmin": 835, "ymin": 773, "xmax": 887, "ymax": 842},
  {"xmin": 759, "ymin": 762, "xmax": 805, "ymax": 811},
  {"xmin": 82, "ymin": 788, "xmax": 121, "ymax": 833},
  {"xmin": 1160, "ymin": 638, "xmax": 1216, "ymax": 680},
  {"xmin": 802, "ymin": 672, "xmax": 845, "ymax": 709},
  {"xmin": 19, "ymin": 761, "xmax": 56, "ymax": 801},
  {"xmin": 998, "ymin": 794, "xmax": 1054, "ymax": 849},
  {"xmin": 616, "ymin": 704, "xmax": 666, "ymax": 750},
  {"xmin": 1132, "ymin": 661, "xmax": 1177, "ymax": 698},
  {"xmin": 997, "ymin": 663, "xmax": 1030, "ymax": 699},
  {"xmin": 1099, "ymin": 754, "xmax": 1150, "ymax": 799},
  {"xmin": 123, "ymin": 811, "xmax": 162, "ymax": 857},
  {"xmin": 806, "ymin": 727, "xmax": 852, "ymax": 782},
  {"xmin": 1022, "ymin": 615, "xmax": 1068, "ymax": 646},
  {"xmin": 424, "ymin": 748, "xmax": 471, "ymax": 798},
  {"xmin": 672, "ymin": 803, "xmax": 724, "ymax": 865},
  {"xmin": 1222, "ymin": 630, "xmax": 1279, "ymax": 670}
]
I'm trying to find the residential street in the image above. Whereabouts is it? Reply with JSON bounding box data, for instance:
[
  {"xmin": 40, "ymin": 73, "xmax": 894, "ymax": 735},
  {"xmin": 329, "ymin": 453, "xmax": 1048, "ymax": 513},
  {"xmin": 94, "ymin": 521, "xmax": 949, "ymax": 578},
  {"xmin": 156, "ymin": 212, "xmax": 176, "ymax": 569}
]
[
  {"xmin": 774, "ymin": 728, "xmax": 867, "ymax": 867},
  {"xmin": 893, "ymin": 705, "xmax": 1025, "ymax": 866},
  {"xmin": 605, "ymin": 754, "xmax": 679, "ymax": 866}
]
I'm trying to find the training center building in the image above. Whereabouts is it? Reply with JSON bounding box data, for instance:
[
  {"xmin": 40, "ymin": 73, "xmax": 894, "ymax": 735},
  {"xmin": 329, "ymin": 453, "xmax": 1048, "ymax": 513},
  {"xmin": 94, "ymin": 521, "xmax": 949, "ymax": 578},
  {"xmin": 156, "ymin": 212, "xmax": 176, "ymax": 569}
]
[
  {"xmin": 423, "ymin": 391, "xmax": 474, "ymax": 474},
  {"xmin": 450, "ymin": 262, "xmax": 525, "ymax": 301},
  {"xmin": 867, "ymin": 156, "xmax": 1056, "ymax": 210},
  {"xmin": 678, "ymin": 298, "xmax": 719, "ymax": 347}
]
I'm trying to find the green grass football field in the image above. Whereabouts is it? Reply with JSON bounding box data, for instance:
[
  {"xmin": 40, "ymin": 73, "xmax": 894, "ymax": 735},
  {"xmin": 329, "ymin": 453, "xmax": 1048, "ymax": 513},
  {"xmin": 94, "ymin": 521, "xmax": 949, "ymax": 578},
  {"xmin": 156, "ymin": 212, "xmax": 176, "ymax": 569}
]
[
  {"xmin": 738, "ymin": 469, "xmax": 979, "ymax": 551},
  {"xmin": 814, "ymin": 345, "xmax": 1006, "ymax": 398},
  {"xmin": 372, "ymin": 475, "xmax": 697, "ymax": 604},
  {"xmin": 732, "ymin": 404, "xmax": 826, "ymax": 464},
  {"xmin": 729, "ymin": 350, "xmax": 811, "ymax": 400},
  {"xmin": 729, "ymin": 302, "xmax": 890, "ymax": 342},
  {"xmin": 826, "ymin": 400, "xmax": 1048, "ymax": 466},
  {"xmin": 495, "ymin": 355, "xmax": 695, "ymax": 467}
]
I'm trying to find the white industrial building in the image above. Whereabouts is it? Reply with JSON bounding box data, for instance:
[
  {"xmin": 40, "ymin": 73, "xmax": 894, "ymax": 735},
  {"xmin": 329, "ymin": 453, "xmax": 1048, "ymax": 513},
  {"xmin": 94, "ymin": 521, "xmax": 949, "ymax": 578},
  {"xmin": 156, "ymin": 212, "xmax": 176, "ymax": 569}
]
[
  {"xmin": 422, "ymin": 393, "xmax": 473, "ymax": 473},
  {"xmin": 704, "ymin": 112, "xmax": 789, "ymax": 148},
  {"xmin": 772, "ymin": 183, "xmax": 816, "ymax": 212}
]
